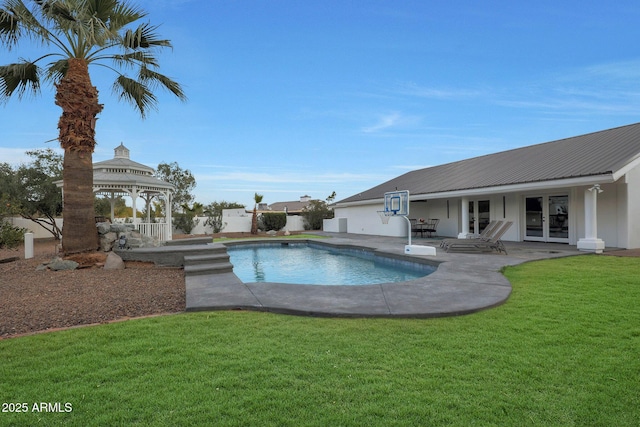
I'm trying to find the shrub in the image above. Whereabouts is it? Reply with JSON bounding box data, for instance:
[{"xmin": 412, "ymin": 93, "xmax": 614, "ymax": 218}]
[
  {"xmin": 302, "ymin": 200, "xmax": 334, "ymax": 230},
  {"xmin": 261, "ymin": 212, "xmax": 287, "ymax": 231},
  {"xmin": 0, "ymin": 220, "xmax": 26, "ymax": 249}
]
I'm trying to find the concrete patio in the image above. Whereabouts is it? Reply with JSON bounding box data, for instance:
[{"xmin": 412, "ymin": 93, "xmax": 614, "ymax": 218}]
[{"xmin": 185, "ymin": 233, "xmax": 590, "ymax": 318}]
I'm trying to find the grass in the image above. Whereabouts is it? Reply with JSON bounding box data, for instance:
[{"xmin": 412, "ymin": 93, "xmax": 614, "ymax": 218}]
[{"xmin": 1, "ymin": 255, "xmax": 639, "ymax": 426}]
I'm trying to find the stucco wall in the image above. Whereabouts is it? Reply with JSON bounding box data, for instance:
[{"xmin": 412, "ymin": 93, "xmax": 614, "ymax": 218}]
[
  {"xmin": 6, "ymin": 217, "xmax": 63, "ymax": 239},
  {"xmin": 187, "ymin": 213, "xmax": 307, "ymax": 235},
  {"xmin": 334, "ymin": 203, "xmax": 407, "ymax": 237},
  {"xmin": 625, "ymin": 164, "xmax": 640, "ymax": 248}
]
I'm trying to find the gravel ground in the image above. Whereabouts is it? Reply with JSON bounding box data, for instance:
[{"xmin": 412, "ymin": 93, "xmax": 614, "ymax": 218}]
[{"xmin": 0, "ymin": 239, "xmax": 185, "ymax": 339}]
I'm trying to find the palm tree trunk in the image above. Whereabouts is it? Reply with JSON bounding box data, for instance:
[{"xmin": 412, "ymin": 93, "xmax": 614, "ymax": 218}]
[
  {"xmin": 55, "ymin": 59, "xmax": 103, "ymax": 254},
  {"xmin": 251, "ymin": 206, "xmax": 258, "ymax": 234}
]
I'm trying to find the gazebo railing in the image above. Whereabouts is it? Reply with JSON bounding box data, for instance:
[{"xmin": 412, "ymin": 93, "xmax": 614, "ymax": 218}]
[{"xmin": 136, "ymin": 222, "xmax": 172, "ymax": 242}]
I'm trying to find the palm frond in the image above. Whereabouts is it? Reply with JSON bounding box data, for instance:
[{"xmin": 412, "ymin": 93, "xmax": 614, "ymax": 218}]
[
  {"xmin": 0, "ymin": 7, "xmax": 20, "ymax": 46},
  {"xmin": 0, "ymin": 60, "xmax": 40, "ymax": 100},
  {"xmin": 37, "ymin": 0, "xmax": 76, "ymax": 24},
  {"xmin": 108, "ymin": 50, "xmax": 159, "ymax": 69},
  {"xmin": 113, "ymin": 74, "xmax": 157, "ymax": 118},
  {"xmin": 44, "ymin": 57, "xmax": 67, "ymax": 82},
  {"xmin": 123, "ymin": 22, "xmax": 171, "ymax": 50},
  {"xmin": 139, "ymin": 66, "xmax": 187, "ymax": 101},
  {"xmin": 1, "ymin": 0, "xmax": 51, "ymax": 48},
  {"xmin": 107, "ymin": 0, "xmax": 147, "ymax": 31}
]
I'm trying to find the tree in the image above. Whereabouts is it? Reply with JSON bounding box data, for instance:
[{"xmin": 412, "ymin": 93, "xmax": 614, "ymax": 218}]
[
  {"xmin": 302, "ymin": 192, "xmax": 336, "ymax": 230},
  {"xmin": 203, "ymin": 201, "xmax": 245, "ymax": 234},
  {"xmin": 0, "ymin": 149, "xmax": 63, "ymax": 239},
  {"xmin": 251, "ymin": 192, "xmax": 263, "ymax": 234},
  {"xmin": 156, "ymin": 162, "xmax": 196, "ymax": 214},
  {"xmin": 0, "ymin": 1, "xmax": 186, "ymax": 254}
]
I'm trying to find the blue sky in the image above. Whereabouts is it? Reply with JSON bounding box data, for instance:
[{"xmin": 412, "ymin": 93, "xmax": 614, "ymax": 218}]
[{"xmin": 2, "ymin": 0, "xmax": 640, "ymax": 208}]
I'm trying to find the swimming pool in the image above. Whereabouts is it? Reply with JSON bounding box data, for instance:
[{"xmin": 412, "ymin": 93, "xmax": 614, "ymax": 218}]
[{"xmin": 226, "ymin": 242, "xmax": 435, "ymax": 285}]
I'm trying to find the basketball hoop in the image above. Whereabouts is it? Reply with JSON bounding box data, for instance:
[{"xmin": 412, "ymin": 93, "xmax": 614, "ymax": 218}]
[{"xmin": 377, "ymin": 210, "xmax": 393, "ymax": 224}]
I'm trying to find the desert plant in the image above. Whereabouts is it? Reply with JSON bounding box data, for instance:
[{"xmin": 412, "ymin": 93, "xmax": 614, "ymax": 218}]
[{"xmin": 251, "ymin": 193, "xmax": 264, "ymax": 234}]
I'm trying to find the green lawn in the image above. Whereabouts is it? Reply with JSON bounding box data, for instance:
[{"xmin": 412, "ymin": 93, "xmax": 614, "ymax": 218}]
[{"xmin": 1, "ymin": 255, "xmax": 639, "ymax": 426}]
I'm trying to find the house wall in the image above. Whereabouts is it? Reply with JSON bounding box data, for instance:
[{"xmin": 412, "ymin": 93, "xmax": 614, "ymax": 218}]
[
  {"xmin": 332, "ymin": 180, "xmax": 636, "ymax": 249},
  {"xmin": 596, "ymin": 183, "xmax": 620, "ymax": 248},
  {"xmin": 333, "ymin": 203, "xmax": 407, "ymax": 237},
  {"xmin": 624, "ymin": 164, "xmax": 640, "ymax": 248}
]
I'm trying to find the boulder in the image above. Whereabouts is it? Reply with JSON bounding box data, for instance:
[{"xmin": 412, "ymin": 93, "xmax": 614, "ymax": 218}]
[
  {"xmin": 100, "ymin": 232, "xmax": 118, "ymax": 252},
  {"xmin": 104, "ymin": 252, "xmax": 125, "ymax": 270},
  {"xmin": 96, "ymin": 222, "xmax": 111, "ymax": 235},
  {"xmin": 48, "ymin": 258, "xmax": 79, "ymax": 271}
]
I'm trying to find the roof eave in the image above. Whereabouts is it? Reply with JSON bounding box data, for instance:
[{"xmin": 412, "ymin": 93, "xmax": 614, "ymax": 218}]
[{"xmin": 334, "ymin": 175, "xmax": 615, "ymax": 207}]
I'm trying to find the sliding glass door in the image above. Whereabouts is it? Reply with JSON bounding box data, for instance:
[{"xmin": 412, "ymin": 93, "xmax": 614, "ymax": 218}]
[
  {"xmin": 469, "ymin": 200, "xmax": 491, "ymax": 235},
  {"xmin": 525, "ymin": 195, "xmax": 569, "ymax": 243}
]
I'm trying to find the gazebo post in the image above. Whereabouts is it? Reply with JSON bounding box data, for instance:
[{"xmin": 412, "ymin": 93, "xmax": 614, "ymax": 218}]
[
  {"xmin": 165, "ymin": 192, "xmax": 173, "ymax": 241},
  {"xmin": 109, "ymin": 191, "xmax": 116, "ymax": 222},
  {"xmin": 131, "ymin": 186, "xmax": 138, "ymax": 225}
]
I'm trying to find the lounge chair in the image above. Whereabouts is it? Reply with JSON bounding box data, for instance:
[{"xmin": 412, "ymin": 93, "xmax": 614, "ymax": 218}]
[
  {"xmin": 440, "ymin": 220, "xmax": 501, "ymax": 249},
  {"xmin": 444, "ymin": 221, "xmax": 513, "ymax": 254}
]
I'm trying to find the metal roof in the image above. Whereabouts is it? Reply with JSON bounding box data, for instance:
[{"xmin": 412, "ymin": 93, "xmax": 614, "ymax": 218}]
[{"xmin": 336, "ymin": 122, "xmax": 640, "ymax": 205}]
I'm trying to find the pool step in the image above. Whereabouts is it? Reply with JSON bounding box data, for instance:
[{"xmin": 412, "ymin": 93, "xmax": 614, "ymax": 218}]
[{"xmin": 184, "ymin": 252, "xmax": 234, "ymax": 276}]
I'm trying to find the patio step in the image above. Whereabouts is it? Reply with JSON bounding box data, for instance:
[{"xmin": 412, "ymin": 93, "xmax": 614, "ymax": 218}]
[{"xmin": 184, "ymin": 253, "xmax": 234, "ymax": 276}]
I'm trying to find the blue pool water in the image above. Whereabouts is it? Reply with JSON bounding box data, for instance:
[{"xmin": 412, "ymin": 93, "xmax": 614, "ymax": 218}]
[{"xmin": 227, "ymin": 243, "xmax": 434, "ymax": 285}]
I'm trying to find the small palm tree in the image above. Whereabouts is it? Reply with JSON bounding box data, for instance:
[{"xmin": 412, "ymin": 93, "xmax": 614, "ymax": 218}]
[
  {"xmin": 251, "ymin": 192, "xmax": 263, "ymax": 235},
  {"xmin": 0, "ymin": 0, "xmax": 186, "ymax": 254}
]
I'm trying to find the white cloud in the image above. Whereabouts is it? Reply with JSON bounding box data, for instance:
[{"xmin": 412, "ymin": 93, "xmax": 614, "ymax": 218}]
[
  {"xmin": 362, "ymin": 113, "xmax": 402, "ymax": 133},
  {"xmin": 395, "ymin": 82, "xmax": 484, "ymax": 99}
]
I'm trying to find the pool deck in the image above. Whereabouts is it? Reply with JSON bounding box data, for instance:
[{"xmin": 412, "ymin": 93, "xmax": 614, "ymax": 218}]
[{"xmin": 185, "ymin": 233, "xmax": 589, "ymax": 318}]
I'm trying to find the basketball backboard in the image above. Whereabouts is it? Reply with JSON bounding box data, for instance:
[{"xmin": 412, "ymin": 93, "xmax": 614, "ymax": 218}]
[{"xmin": 383, "ymin": 190, "xmax": 409, "ymax": 216}]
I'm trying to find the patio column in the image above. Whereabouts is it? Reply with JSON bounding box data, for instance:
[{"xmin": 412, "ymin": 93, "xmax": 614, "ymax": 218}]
[
  {"xmin": 577, "ymin": 184, "xmax": 605, "ymax": 253},
  {"xmin": 458, "ymin": 197, "xmax": 470, "ymax": 238}
]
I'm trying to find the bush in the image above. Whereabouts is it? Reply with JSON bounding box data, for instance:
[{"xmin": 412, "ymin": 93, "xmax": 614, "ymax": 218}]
[
  {"xmin": 261, "ymin": 212, "xmax": 287, "ymax": 231},
  {"xmin": 302, "ymin": 200, "xmax": 334, "ymax": 230},
  {"xmin": 0, "ymin": 220, "xmax": 26, "ymax": 249},
  {"xmin": 173, "ymin": 212, "xmax": 199, "ymax": 234}
]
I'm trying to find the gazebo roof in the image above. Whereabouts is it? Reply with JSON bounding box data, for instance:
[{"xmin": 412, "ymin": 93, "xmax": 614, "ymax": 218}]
[{"xmin": 92, "ymin": 143, "xmax": 174, "ymax": 193}]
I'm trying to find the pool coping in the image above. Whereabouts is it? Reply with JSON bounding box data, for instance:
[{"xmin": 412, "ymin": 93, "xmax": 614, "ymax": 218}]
[{"xmin": 184, "ymin": 234, "xmax": 585, "ymax": 318}]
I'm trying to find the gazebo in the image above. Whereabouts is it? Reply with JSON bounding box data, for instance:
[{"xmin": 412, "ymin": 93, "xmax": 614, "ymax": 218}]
[{"xmin": 58, "ymin": 143, "xmax": 174, "ymax": 241}]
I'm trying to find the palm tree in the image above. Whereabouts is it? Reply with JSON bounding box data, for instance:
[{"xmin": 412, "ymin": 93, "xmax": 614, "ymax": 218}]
[
  {"xmin": 0, "ymin": 0, "xmax": 186, "ymax": 254},
  {"xmin": 251, "ymin": 192, "xmax": 263, "ymax": 235}
]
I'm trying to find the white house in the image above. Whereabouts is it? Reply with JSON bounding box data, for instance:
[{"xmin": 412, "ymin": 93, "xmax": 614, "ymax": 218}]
[{"xmin": 331, "ymin": 123, "xmax": 640, "ymax": 251}]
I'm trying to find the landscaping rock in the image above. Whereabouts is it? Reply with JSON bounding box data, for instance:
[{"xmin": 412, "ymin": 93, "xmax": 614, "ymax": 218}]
[
  {"xmin": 96, "ymin": 222, "xmax": 111, "ymax": 234},
  {"xmin": 104, "ymin": 252, "xmax": 125, "ymax": 270},
  {"xmin": 100, "ymin": 232, "xmax": 118, "ymax": 251},
  {"xmin": 97, "ymin": 224, "xmax": 159, "ymax": 251},
  {"xmin": 47, "ymin": 258, "xmax": 79, "ymax": 271}
]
